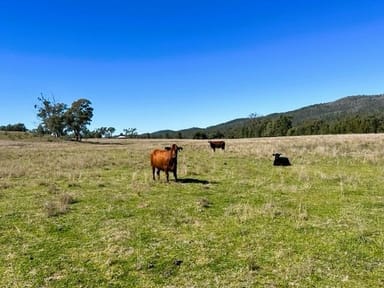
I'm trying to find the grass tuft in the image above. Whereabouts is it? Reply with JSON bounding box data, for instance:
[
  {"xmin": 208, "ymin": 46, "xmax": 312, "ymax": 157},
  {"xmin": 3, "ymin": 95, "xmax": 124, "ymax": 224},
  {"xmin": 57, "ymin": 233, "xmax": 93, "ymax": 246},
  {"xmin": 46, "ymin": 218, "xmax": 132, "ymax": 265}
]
[
  {"xmin": 197, "ymin": 198, "xmax": 212, "ymax": 209},
  {"xmin": 44, "ymin": 193, "xmax": 76, "ymax": 217}
]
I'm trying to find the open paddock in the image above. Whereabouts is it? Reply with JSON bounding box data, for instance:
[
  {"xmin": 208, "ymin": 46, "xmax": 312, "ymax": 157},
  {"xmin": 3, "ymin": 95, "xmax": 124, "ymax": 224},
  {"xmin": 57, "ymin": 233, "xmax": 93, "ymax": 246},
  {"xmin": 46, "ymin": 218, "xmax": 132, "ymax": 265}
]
[{"xmin": 1, "ymin": 134, "xmax": 383, "ymax": 287}]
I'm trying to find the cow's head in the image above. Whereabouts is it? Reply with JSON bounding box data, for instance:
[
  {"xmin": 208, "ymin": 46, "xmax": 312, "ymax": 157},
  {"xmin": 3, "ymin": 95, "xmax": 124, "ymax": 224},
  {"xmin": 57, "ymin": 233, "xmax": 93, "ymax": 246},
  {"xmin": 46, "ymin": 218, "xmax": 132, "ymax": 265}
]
[{"xmin": 170, "ymin": 144, "xmax": 182, "ymax": 158}]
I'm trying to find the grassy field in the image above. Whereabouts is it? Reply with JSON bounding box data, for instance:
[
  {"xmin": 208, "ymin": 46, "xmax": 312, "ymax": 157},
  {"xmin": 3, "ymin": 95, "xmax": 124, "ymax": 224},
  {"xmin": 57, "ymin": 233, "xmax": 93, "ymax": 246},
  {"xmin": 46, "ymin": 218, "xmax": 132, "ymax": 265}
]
[{"xmin": 1, "ymin": 134, "xmax": 383, "ymax": 287}]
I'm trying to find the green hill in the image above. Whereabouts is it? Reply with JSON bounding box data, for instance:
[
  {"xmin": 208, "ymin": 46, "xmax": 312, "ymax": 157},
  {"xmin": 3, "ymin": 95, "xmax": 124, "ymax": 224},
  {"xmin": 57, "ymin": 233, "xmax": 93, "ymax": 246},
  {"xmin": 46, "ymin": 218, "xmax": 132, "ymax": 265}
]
[
  {"xmin": 144, "ymin": 94, "xmax": 384, "ymax": 138},
  {"xmin": 284, "ymin": 94, "xmax": 384, "ymax": 124}
]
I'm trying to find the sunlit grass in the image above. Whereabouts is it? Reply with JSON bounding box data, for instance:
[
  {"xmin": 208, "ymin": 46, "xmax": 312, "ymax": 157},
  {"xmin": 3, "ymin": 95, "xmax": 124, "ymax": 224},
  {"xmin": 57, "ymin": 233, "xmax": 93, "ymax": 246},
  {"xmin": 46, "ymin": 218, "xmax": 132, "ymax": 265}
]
[{"xmin": 0, "ymin": 135, "xmax": 383, "ymax": 287}]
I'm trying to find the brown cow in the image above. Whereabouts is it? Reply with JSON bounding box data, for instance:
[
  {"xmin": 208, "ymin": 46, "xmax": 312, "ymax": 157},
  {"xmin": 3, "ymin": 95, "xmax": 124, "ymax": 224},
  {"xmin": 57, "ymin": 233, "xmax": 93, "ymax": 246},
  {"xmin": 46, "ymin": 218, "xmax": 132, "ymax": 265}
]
[
  {"xmin": 208, "ymin": 140, "xmax": 225, "ymax": 152},
  {"xmin": 150, "ymin": 144, "xmax": 182, "ymax": 182}
]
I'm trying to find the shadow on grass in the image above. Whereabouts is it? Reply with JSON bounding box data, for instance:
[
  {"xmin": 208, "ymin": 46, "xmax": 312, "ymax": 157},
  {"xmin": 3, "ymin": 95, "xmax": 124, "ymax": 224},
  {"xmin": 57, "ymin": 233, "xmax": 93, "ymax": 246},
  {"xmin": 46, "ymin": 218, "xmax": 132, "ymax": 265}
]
[
  {"xmin": 80, "ymin": 140, "xmax": 125, "ymax": 146},
  {"xmin": 177, "ymin": 178, "xmax": 212, "ymax": 185}
]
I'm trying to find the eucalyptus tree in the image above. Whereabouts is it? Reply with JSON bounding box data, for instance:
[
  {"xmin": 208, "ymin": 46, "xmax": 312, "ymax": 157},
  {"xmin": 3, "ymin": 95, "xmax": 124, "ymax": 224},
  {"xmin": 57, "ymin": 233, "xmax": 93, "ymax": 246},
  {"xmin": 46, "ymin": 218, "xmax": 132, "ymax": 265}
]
[
  {"xmin": 65, "ymin": 99, "xmax": 94, "ymax": 141},
  {"xmin": 35, "ymin": 95, "xmax": 67, "ymax": 137}
]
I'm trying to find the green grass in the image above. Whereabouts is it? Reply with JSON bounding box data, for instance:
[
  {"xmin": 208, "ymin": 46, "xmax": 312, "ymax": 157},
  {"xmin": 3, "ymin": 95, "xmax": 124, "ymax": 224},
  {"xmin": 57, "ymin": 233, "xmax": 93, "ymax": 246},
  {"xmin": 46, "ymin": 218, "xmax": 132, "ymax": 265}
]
[{"xmin": 1, "ymin": 135, "xmax": 384, "ymax": 287}]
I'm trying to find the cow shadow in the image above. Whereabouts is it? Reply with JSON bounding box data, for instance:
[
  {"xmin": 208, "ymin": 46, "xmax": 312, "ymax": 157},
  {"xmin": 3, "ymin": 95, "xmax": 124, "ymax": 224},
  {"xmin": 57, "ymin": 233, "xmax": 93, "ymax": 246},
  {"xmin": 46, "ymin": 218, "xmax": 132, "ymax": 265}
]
[
  {"xmin": 177, "ymin": 178, "xmax": 212, "ymax": 185},
  {"xmin": 81, "ymin": 141, "xmax": 125, "ymax": 146}
]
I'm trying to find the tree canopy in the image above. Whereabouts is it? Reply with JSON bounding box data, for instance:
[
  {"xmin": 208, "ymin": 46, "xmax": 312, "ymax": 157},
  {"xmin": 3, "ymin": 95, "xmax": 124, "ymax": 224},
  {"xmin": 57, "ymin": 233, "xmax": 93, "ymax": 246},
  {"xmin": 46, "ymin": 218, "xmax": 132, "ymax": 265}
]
[
  {"xmin": 35, "ymin": 95, "xmax": 67, "ymax": 137},
  {"xmin": 35, "ymin": 96, "xmax": 93, "ymax": 141},
  {"xmin": 65, "ymin": 99, "xmax": 94, "ymax": 141}
]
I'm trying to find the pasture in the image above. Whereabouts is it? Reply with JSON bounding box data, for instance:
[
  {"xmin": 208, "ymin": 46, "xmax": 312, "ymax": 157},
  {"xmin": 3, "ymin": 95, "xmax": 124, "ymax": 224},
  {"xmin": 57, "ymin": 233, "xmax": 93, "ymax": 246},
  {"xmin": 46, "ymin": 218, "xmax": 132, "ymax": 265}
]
[{"xmin": 1, "ymin": 135, "xmax": 383, "ymax": 287}]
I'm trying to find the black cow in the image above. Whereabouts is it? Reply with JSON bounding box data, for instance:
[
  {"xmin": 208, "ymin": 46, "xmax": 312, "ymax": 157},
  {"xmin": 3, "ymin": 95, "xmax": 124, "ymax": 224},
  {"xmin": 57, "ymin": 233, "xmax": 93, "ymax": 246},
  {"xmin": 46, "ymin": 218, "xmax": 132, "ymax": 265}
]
[{"xmin": 273, "ymin": 153, "xmax": 291, "ymax": 166}]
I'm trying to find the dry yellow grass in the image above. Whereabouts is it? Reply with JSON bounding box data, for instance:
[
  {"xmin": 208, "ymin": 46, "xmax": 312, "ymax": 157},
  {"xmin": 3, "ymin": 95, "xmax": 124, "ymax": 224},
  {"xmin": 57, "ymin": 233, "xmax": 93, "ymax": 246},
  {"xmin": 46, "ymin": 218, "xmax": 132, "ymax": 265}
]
[{"xmin": 1, "ymin": 134, "xmax": 384, "ymax": 287}]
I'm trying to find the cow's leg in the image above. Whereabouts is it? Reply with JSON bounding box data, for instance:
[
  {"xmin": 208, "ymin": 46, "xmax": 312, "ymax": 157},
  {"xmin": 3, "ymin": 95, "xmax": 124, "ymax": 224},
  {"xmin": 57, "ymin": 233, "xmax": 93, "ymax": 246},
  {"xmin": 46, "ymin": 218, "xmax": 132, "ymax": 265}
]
[
  {"xmin": 156, "ymin": 169, "xmax": 160, "ymax": 180},
  {"xmin": 173, "ymin": 170, "xmax": 178, "ymax": 182},
  {"xmin": 165, "ymin": 170, "xmax": 169, "ymax": 182},
  {"xmin": 152, "ymin": 167, "xmax": 156, "ymax": 180}
]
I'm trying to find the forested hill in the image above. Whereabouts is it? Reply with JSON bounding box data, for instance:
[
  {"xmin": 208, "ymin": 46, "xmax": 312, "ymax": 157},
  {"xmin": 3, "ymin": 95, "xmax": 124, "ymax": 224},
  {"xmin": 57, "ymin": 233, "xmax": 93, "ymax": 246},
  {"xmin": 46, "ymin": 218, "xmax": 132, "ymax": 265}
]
[
  {"xmin": 144, "ymin": 94, "xmax": 384, "ymax": 138},
  {"xmin": 284, "ymin": 94, "xmax": 384, "ymax": 124}
]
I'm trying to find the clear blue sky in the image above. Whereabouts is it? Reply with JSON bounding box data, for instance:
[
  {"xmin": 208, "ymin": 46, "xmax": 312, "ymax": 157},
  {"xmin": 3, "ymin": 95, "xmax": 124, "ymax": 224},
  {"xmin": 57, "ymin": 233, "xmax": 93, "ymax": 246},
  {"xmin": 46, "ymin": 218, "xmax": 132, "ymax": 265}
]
[{"xmin": 1, "ymin": 0, "xmax": 384, "ymax": 134}]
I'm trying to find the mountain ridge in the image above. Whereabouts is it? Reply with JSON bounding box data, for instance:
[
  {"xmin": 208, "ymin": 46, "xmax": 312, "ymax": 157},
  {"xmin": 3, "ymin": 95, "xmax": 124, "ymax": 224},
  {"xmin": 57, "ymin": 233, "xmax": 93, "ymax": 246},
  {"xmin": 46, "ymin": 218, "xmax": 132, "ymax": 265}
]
[{"xmin": 145, "ymin": 94, "xmax": 384, "ymax": 138}]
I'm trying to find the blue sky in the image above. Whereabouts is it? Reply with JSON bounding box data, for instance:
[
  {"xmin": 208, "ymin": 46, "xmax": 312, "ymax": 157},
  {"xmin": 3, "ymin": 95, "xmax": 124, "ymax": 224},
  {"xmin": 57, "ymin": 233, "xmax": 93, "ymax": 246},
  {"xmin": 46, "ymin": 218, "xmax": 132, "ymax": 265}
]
[{"xmin": 1, "ymin": 0, "xmax": 384, "ymax": 134}]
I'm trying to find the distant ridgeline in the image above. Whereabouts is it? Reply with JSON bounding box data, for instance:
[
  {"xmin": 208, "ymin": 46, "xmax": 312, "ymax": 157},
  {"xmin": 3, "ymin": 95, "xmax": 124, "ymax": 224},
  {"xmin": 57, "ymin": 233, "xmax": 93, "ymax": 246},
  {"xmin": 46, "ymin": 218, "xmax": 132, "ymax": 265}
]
[
  {"xmin": 144, "ymin": 94, "xmax": 384, "ymax": 139},
  {"xmin": 3, "ymin": 95, "xmax": 384, "ymax": 139}
]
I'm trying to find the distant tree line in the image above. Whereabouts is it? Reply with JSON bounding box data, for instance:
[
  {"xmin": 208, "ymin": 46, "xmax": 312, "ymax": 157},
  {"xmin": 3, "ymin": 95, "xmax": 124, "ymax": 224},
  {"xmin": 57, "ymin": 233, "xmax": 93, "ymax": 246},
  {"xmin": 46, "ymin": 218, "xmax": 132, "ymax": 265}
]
[
  {"xmin": 192, "ymin": 131, "xmax": 225, "ymax": 139},
  {"xmin": 85, "ymin": 127, "xmax": 138, "ymax": 138},
  {"xmin": 289, "ymin": 114, "xmax": 384, "ymax": 135},
  {"xmin": 4, "ymin": 95, "xmax": 384, "ymax": 139},
  {"xmin": 33, "ymin": 95, "xmax": 138, "ymax": 140},
  {"xmin": 0, "ymin": 123, "xmax": 27, "ymax": 132},
  {"xmin": 1, "ymin": 95, "xmax": 139, "ymax": 140},
  {"xmin": 143, "ymin": 95, "xmax": 384, "ymax": 139},
  {"xmin": 162, "ymin": 113, "xmax": 384, "ymax": 139},
  {"xmin": 241, "ymin": 115, "xmax": 293, "ymax": 137},
  {"xmin": 4, "ymin": 112, "xmax": 384, "ymax": 139},
  {"xmin": 237, "ymin": 113, "xmax": 384, "ymax": 138}
]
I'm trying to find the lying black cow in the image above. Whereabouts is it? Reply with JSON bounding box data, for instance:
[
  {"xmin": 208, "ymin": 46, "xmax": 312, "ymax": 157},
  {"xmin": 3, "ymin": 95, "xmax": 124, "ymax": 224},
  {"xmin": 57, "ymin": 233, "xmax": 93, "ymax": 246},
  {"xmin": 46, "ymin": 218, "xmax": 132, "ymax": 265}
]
[{"xmin": 273, "ymin": 153, "xmax": 291, "ymax": 166}]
